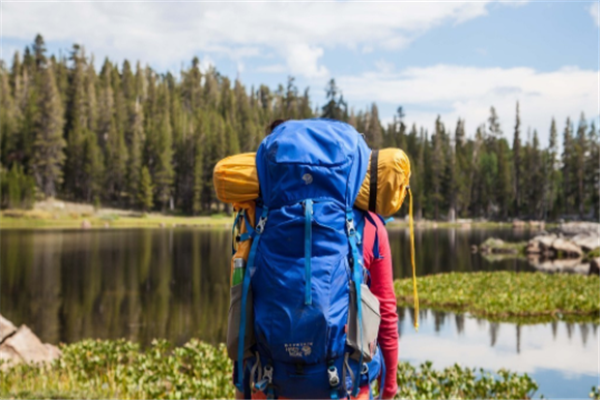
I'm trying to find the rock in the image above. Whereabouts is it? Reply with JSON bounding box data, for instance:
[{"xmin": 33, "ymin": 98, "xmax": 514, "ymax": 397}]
[
  {"xmin": 479, "ymin": 238, "xmax": 521, "ymax": 254},
  {"xmin": 0, "ymin": 325, "xmax": 60, "ymax": 364},
  {"xmin": 558, "ymin": 222, "xmax": 600, "ymax": 236},
  {"xmin": 531, "ymin": 257, "xmax": 585, "ymax": 273},
  {"xmin": 81, "ymin": 219, "xmax": 92, "ymax": 229},
  {"xmin": 44, "ymin": 343, "xmax": 62, "ymax": 359},
  {"xmin": 529, "ymin": 221, "xmax": 545, "ymax": 230},
  {"xmin": 461, "ymin": 223, "xmax": 471, "ymax": 229},
  {"xmin": 0, "ymin": 315, "xmax": 17, "ymax": 343},
  {"xmin": 570, "ymin": 234, "xmax": 600, "ymax": 252},
  {"xmin": 0, "ymin": 315, "xmax": 61, "ymax": 369},
  {"xmin": 513, "ymin": 220, "xmax": 526, "ymax": 229},
  {"xmin": 0, "ymin": 342, "xmax": 22, "ymax": 369},
  {"xmin": 551, "ymin": 238, "xmax": 583, "ymax": 257},
  {"xmin": 526, "ymin": 240, "xmax": 541, "ymax": 254},
  {"xmin": 159, "ymin": 223, "xmax": 166, "ymax": 228},
  {"xmin": 104, "ymin": 222, "xmax": 110, "ymax": 229},
  {"xmin": 535, "ymin": 234, "xmax": 557, "ymax": 249}
]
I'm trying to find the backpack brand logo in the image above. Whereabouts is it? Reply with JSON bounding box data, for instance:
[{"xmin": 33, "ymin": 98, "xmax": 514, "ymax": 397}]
[
  {"xmin": 284, "ymin": 342, "xmax": 312, "ymax": 357},
  {"xmin": 302, "ymin": 173, "xmax": 313, "ymax": 185}
]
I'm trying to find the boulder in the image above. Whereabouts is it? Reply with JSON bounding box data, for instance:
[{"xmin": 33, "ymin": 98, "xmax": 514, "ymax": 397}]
[
  {"xmin": 1, "ymin": 325, "xmax": 61, "ymax": 364},
  {"xmin": 558, "ymin": 222, "xmax": 600, "ymax": 236},
  {"xmin": 529, "ymin": 221, "xmax": 545, "ymax": 230},
  {"xmin": 81, "ymin": 219, "xmax": 92, "ymax": 229},
  {"xmin": 0, "ymin": 314, "xmax": 17, "ymax": 343},
  {"xmin": 0, "ymin": 315, "xmax": 61, "ymax": 369},
  {"xmin": 534, "ymin": 234, "xmax": 557, "ymax": 250},
  {"xmin": 552, "ymin": 238, "xmax": 583, "ymax": 257},
  {"xmin": 513, "ymin": 220, "xmax": 526, "ymax": 229},
  {"xmin": 570, "ymin": 234, "xmax": 600, "ymax": 252},
  {"xmin": 526, "ymin": 240, "xmax": 541, "ymax": 254},
  {"xmin": 531, "ymin": 257, "xmax": 585, "ymax": 273}
]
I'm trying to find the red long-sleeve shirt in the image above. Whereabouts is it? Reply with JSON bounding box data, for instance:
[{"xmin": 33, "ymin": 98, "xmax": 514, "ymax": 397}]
[{"xmin": 362, "ymin": 212, "xmax": 399, "ymax": 399}]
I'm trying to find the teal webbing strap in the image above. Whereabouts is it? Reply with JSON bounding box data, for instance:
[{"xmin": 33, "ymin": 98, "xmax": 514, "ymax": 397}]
[
  {"xmin": 346, "ymin": 210, "xmax": 364, "ymax": 397},
  {"xmin": 304, "ymin": 199, "xmax": 313, "ymax": 305},
  {"xmin": 236, "ymin": 206, "xmax": 268, "ymax": 392}
]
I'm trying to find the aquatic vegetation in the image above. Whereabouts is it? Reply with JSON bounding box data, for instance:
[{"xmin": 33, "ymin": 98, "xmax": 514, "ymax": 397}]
[
  {"xmin": 1, "ymin": 339, "xmax": 540, "ymax": 399},
  {"xmin": 396, "ymin": 361, "xmax": 538, "ymax": 400},
  {"xmin": 395, "ymin": 271, "xmax": 600, "ymax": 323}
]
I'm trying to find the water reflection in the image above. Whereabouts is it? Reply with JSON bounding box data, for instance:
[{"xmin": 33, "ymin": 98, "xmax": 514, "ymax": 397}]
[
  {"xmin": 388, "ymin": 227, "xmax": 535, "ymax": 279},
  {"xmin": 398, "ymin": 308, "xmax": 599, "ymax": 399},
  {"xmin": 2, "ymin": 228, "xmax": 535, "ymax": 346},
  {"xmin": 2, "ymin": 229, "xmax": 230, "ymax": 346}
]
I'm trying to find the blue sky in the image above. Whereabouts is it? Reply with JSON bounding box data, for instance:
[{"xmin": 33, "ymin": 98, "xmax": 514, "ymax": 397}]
[{"xmin": 2, "ymin": 1, "xmax": 599, "ymax": 145}]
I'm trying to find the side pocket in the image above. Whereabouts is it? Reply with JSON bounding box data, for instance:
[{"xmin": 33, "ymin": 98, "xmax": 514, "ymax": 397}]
[
  {"xmin": 347, "ymin": 284, "xmax": 381, "ymax": 362},
  {"xmin": 226, "ymin": 283, "xmax": 256, "ymax": 360}
]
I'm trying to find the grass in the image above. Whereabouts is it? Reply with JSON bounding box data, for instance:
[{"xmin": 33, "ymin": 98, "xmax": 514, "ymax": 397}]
[
  {"xmin": 395, "ymin": 271, "xmax": 600, "ymax": 323},
  {"xmin": 0, "ymin": 210, "xmax": 233, "ymax": 230},
  {"xmin": 1, "ymin": 339, "xmax": 541, "ymax": 400}
]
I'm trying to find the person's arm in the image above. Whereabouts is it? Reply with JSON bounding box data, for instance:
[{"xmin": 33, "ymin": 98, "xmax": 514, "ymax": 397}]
[{"xmin": 364, "ymin": 214, "xmax": 398, "ymax": 399}]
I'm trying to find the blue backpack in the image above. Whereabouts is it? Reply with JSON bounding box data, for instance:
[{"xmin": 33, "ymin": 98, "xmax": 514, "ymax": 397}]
[{"xmin": 234, "ymin": 119, "xmax": 384, "ymax": 399}]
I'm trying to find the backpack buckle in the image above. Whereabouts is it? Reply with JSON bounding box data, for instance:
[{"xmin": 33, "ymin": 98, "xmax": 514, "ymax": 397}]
[
  {"xmin": 256, "ymin": 217, "xmax": 267, "ymax": 234},
  {"xmin": 327, "ymin": 365, "xmax": 340, "ymax": 387},
  {"xmin": 346, "ymin": 218, "xmax": 355, "ymax": 236},
  {"xmin": 263, "ymin": 364, "xmax": 273, "ymax": 383}
]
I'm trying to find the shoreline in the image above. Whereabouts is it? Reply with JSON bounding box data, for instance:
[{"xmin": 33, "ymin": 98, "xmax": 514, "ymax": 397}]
[{"xmin": 1, "ymin": 209, "xmax": 554, "ymax": 231}]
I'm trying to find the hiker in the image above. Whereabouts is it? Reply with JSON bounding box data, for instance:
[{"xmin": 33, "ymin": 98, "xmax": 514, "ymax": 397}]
[{"xmin": 215, "ymin": 119, "xmax": 416, "ymax": 399}]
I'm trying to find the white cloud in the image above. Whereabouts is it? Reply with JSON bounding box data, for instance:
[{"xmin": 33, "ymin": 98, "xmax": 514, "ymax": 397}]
[
  {"xmin": 282, "ymin": 44, "xmax": 328, "ymax": 79},
  {"xmin": 590, "ymin": 3, "xmax": 600, "ymax": 27},
  {"xmin": 2, "ymin": 1, "xmax": 495, "ymax": 78},
  {"xmin": 338, "ymin": 64, "xmax": 598, "ymax": 145},
  {"xmin": 256, "ymin": 64, "xmax": 286, "ymax": 74}
]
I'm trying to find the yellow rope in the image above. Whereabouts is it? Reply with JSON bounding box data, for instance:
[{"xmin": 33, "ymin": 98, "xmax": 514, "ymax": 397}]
[{"xmin": 408, "ymin": 187, "xmax": 419, "ymax": 331}]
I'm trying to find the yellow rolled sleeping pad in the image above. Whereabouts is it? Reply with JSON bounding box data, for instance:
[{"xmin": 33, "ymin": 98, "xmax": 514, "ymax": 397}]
[
  {"xmin": 214, "ymin": 148, "xmax": 419, "ymax": 330},
  {"xmin": 214, "ymin": 149, "xmax": 410, "ymax": 217}
]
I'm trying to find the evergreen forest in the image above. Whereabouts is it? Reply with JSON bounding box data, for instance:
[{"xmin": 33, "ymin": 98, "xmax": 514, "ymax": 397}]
[{"xmin": 1, "ymin": 35, "xmax": 598, "ymax": 220}]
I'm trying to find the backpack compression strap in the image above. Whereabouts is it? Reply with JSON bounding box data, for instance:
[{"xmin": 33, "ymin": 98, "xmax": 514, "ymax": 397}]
[
  {"xmin": 236, "ymin": 206, "xmax": 269, "ymax": 392},
  {"xmin": 345, "ymin": 210, "xmax": 364, "ymax": 397}
]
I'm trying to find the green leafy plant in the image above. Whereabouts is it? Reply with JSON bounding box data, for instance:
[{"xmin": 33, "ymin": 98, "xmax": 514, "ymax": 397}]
[
  {"xmin": 1, "ymin": 339, "xmax": 541, "ymax": 399},
  {"xmin": 395, "ymin": 271, "xmax": 599, "ymax": 323}
]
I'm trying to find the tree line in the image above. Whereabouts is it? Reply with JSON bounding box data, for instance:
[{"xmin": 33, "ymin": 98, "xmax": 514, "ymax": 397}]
[{"xmin": 1, "ymin": 34, "xmax": 597, "ymax": 220}]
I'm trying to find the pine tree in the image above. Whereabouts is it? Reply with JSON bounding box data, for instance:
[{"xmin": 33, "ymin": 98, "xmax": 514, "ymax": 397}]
[
  {"xmin": 28, "ymin": 37, "xmax": 66, "ymax": 197},
  {"xmin": 562, "ymin": 117, "xmax": 575, "ymax": 215},
  {"xmin": 152, "ymin": 85, "xmax": 174, "ymax": 210},
  {"xmin": 138, "ymin": 165, "xmax": 154, "ymax": 211},
  {"xmin": 512, "ymin": 102, "xmax": 521, "ymax": 216},
  {"xmin": 321, "ymin": 79, "xmax": 344, "ymax": 120},
  {"xmin": 64, "ymin": 45, "xmax": 89, "ymax": 198},
  {"xmin": 0, "ymin": 61, "xmax": 19, "ymax": 166},
  {"xmin": 365, "ymin": 103, "xmax": 383, "ymax": 149},
  {"xmin": 127, "ymin": 100, "xmax": 144, "ymax": 206},
  {"xmin": 575, "ymin": 113, "xmax": 588, "ymax": 217},
  {"xmin": 431, "ymin": 116, "xmax": 446, "ymax": 219},
  {"xmin": 545, "ymin": 118, "xmax": 559, "ymax": 218},
  {"xmin": 585, "ymin": 122, "xmax": 599, "ymax": 218},
  {"xmin": 82, "ymin": 130, "xmax": 104, "ymax": 202}
]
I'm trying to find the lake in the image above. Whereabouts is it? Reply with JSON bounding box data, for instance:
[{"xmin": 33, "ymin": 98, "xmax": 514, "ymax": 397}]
[{"xmin": 2, "ymin": 227, "xmax": 597, "ymax": 398}]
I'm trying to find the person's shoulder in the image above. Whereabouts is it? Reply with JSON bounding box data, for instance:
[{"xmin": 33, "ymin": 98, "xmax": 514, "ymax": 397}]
[{"xmin": 366, "ymin": 211, "xmax": 387, "ymax": 231}]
